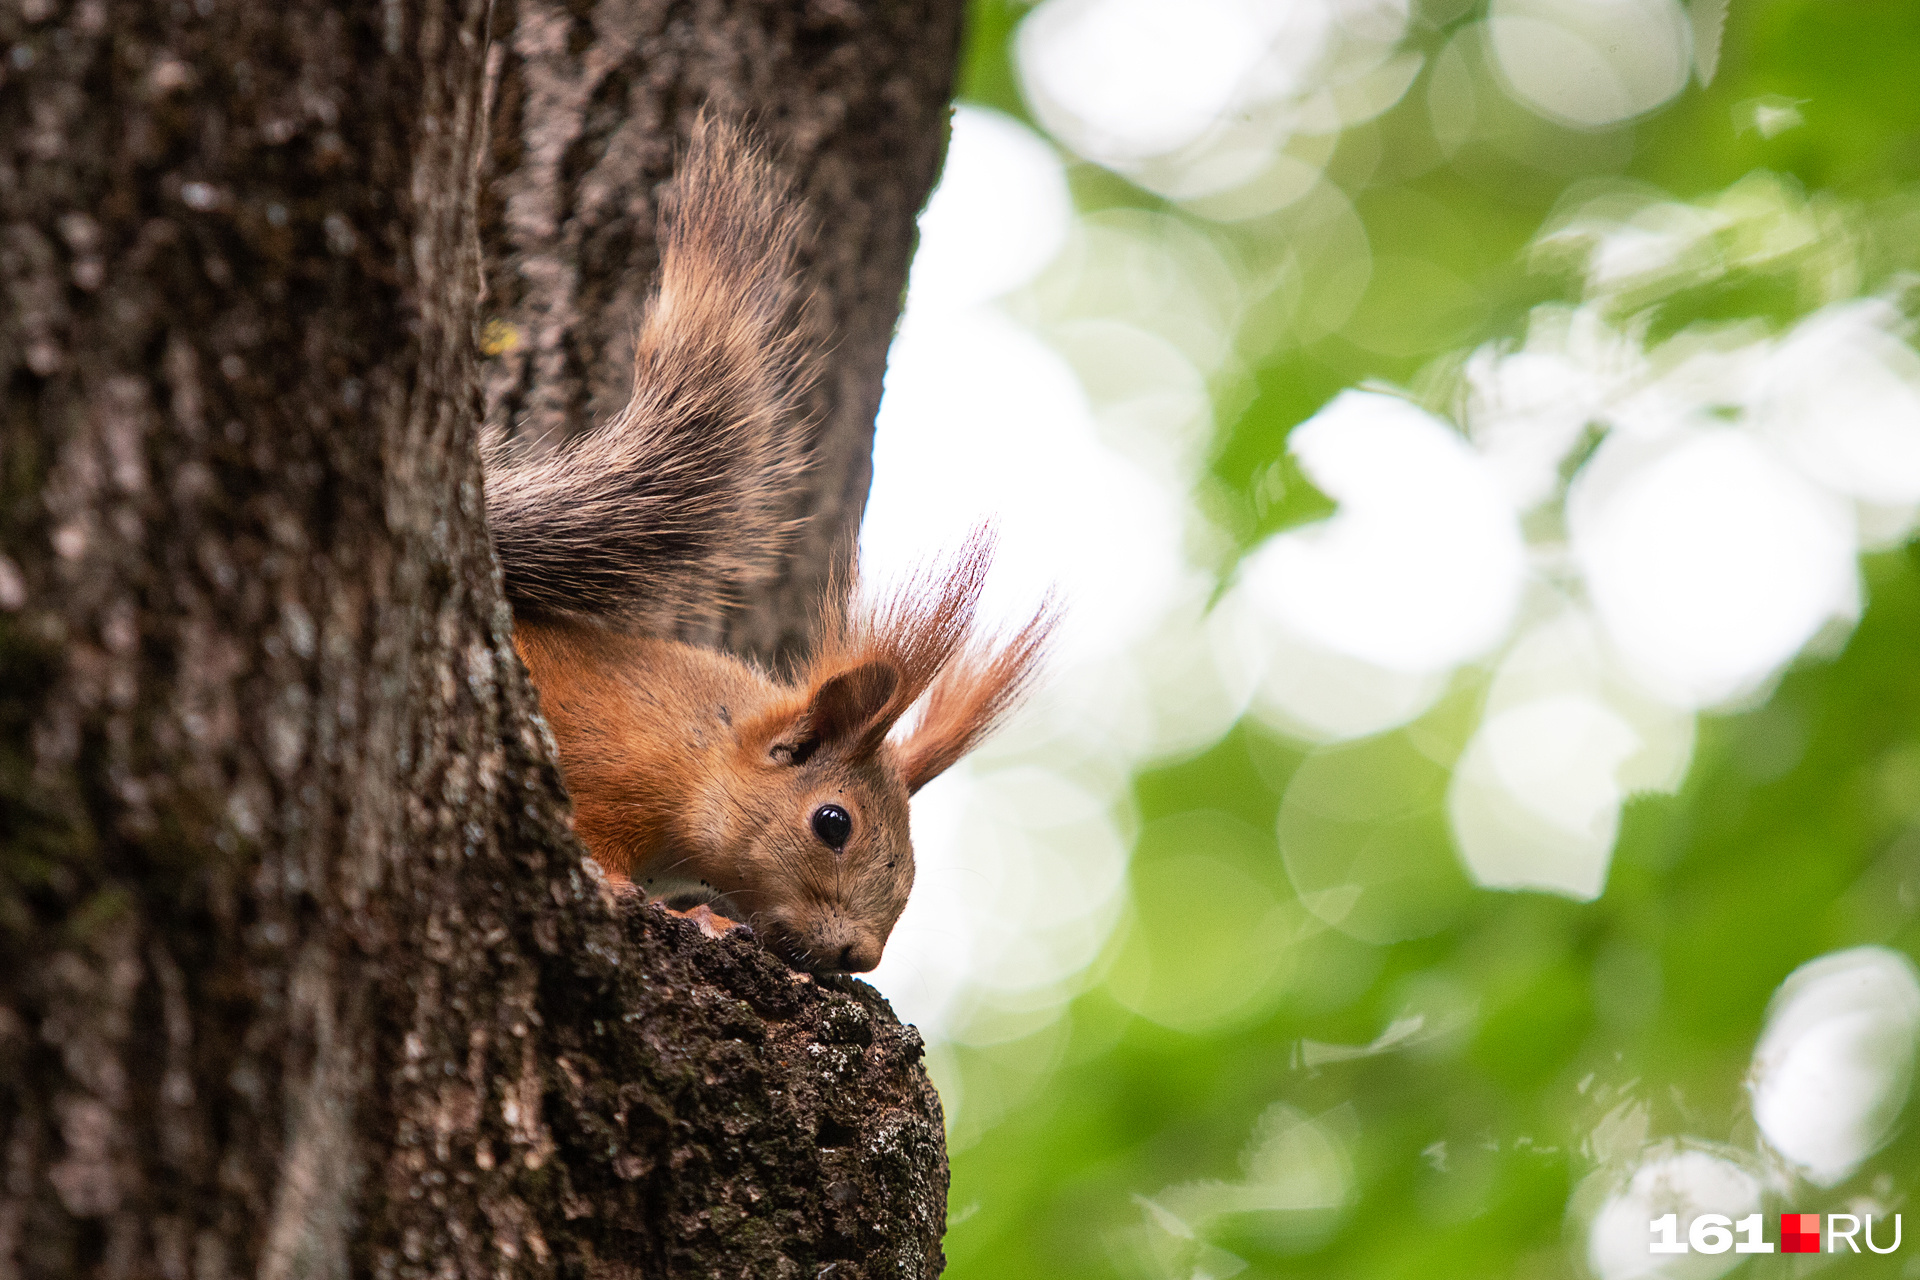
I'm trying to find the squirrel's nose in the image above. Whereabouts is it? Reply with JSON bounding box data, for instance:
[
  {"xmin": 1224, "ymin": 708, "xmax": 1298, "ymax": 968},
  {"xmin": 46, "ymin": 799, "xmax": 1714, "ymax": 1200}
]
[
  {"xmin": 807, "ymin": 917, "xmax": 881, "ymax": 973},
  {"xmin": 836, "ymin": 942, "xmax": 879, "ymax": 973},
  {"xmin": 816, "ymin": 932, "xmax": 880, "ymax": 973}
]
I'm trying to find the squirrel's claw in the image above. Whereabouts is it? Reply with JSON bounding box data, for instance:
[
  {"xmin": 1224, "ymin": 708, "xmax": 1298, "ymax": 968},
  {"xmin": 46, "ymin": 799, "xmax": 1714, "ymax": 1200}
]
[{"xmin": 669, "ymin": 902, "xmax": 748, "ymax": 940}]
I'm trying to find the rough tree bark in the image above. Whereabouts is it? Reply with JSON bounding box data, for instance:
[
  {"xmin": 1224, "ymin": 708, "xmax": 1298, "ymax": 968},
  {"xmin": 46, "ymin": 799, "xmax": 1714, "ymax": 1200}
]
[{"xmin": 0, "ymin": 0, "xmax": 963, "ymax": 1277}]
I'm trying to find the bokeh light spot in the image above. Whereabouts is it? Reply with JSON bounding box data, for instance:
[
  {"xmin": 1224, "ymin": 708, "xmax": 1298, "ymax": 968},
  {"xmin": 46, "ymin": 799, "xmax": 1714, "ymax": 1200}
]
[
  {"xmin": 1582, "ymin": 1144, "xmax": 1763, "ymax": 1280},
  {"xmin": 1247, "ymin": 390, "xmax": 1525, "ymax": 674},
  {"xmin": 1108, "ymin": 812, "xmax": 1297, "ymax": 1033},
  {"xmin": 1487, "ymin": 0, "xmax": 1691, "ymax": 129},
  {"xmin": 907, "ymin": 105, "xmax": 1072, "ymax": 314},
  {"xmin": 1449, "ymin": 692, "xmax": 1638, "ymax": 900},
  {"xmin": 1570, "ymin": 426, "xmax": 1860, "ymax": 708},
  {"xmin": 1278, "ymin": 733, "xmax": 1471, "ymax": 943},
  {"xmin": 1756, "ymin": 300, "xmax": 1920, "ymax": 512},
  {"xmin": 1750, "ymin": 945, "xmax": 1920, "ymax": 1187}
]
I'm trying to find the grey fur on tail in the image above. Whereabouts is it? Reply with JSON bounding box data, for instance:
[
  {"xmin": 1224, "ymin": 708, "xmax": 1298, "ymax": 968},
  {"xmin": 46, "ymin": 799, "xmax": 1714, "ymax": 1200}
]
[{"xmin": 484, "ymin": 116, "xmax": 813, "ymax": 632}]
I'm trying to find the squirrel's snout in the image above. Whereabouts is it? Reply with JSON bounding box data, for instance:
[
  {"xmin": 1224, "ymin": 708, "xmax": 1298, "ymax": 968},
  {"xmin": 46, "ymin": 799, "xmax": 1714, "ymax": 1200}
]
[
  {"xmin": 800, "ymin": 919, "xmax": 882, "ymax": 974},
  {"xmin": 758, "ymin": 905, "xmax": 885, "ymax": 974},
  {"xmin": 832, "ymin": 940, "xmax": 881, "ymax": 974}
]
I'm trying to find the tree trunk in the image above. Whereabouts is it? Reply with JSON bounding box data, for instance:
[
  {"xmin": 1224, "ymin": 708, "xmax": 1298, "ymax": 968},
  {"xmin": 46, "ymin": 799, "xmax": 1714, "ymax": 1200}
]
[{"xmin": 0, "ymin": 0, "xmax": 962, "ymax": 1276}]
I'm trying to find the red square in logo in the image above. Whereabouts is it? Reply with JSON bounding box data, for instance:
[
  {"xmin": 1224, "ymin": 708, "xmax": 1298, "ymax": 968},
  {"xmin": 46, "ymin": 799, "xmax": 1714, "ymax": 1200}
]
[{"xmin": 1781, "ymin": 1213, "xmax": 1821, "ymax": 1253}]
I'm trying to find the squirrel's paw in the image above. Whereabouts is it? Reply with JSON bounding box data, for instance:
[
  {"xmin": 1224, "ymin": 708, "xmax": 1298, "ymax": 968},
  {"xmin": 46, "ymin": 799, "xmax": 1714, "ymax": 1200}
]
[
  {"xmin": 583, "ymin": 858, "xmax": 642, "ymax": 909},
  {"xmin": 669, "ymin": 902, "xmax": 749, "ymax": 941}
]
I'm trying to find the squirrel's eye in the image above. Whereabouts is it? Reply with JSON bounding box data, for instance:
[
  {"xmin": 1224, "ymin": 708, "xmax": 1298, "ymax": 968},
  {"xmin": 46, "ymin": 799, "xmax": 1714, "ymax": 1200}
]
[{"xmin": 811, "ymin": 803, "xmax": 852, "ymax": 850}]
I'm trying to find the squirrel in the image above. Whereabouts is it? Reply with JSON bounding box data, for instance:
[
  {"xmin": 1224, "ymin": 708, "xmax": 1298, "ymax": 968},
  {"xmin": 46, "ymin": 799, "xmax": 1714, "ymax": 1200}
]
[{"xmin": 484, "ymin": 116, "xmax": 1054, "ymax": 975}]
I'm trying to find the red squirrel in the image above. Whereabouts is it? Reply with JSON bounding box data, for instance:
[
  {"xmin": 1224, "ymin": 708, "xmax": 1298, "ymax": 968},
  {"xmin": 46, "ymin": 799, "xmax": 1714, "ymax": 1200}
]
[{"xmin": 484, "ymin": 117, "xmax": 1053, "ymax": 974}]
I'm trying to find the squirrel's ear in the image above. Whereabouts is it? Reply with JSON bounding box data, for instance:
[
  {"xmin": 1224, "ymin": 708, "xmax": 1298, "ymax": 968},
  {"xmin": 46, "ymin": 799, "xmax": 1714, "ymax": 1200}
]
[
  {"xmin": 767, "ymin": 661, "xmax": 902, "ymax": 765},
  {"xmin": 897, "ymin": 601, "xmax": 1055, "ymax": 794}
]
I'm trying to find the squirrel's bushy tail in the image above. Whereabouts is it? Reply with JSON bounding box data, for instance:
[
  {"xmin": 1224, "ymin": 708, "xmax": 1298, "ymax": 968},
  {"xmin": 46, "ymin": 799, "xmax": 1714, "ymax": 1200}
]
[{"xmin": 485, "ymin": 115, "xmax": 811, "ymax": 630}]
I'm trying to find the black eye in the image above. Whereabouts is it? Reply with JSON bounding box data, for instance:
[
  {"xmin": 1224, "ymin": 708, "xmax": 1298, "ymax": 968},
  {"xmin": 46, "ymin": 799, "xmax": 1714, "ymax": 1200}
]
[{"xmin": 811, "ymin": 803, "xmax": 852, "ymax": 850}]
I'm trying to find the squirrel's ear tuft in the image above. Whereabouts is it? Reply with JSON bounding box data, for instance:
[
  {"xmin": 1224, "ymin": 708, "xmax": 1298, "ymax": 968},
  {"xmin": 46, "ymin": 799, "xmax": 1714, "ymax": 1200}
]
[
  {"xmin": 896, "ymin": 600, "xmax": 1056, "ymax": 794},
  {"xmin": 767, "ymin": 660, "xmax": 902, "ymax": 765},
  {"xmin": 796, "ymin": 526, "xmax": 1056, "ymax": 788}
]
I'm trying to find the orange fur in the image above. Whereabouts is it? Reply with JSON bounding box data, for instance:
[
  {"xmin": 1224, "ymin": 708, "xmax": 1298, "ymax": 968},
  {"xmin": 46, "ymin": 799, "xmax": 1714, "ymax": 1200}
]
[{"xmin": 512, "ymin": 536, "xmax": 1053, "ymax": 973}]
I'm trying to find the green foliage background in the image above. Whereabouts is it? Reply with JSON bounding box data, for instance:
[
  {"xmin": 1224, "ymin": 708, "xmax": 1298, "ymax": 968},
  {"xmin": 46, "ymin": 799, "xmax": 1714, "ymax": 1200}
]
[{"xmin": 937, "ymin": 2, "xmax": 1920, "ymax": 1276}]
